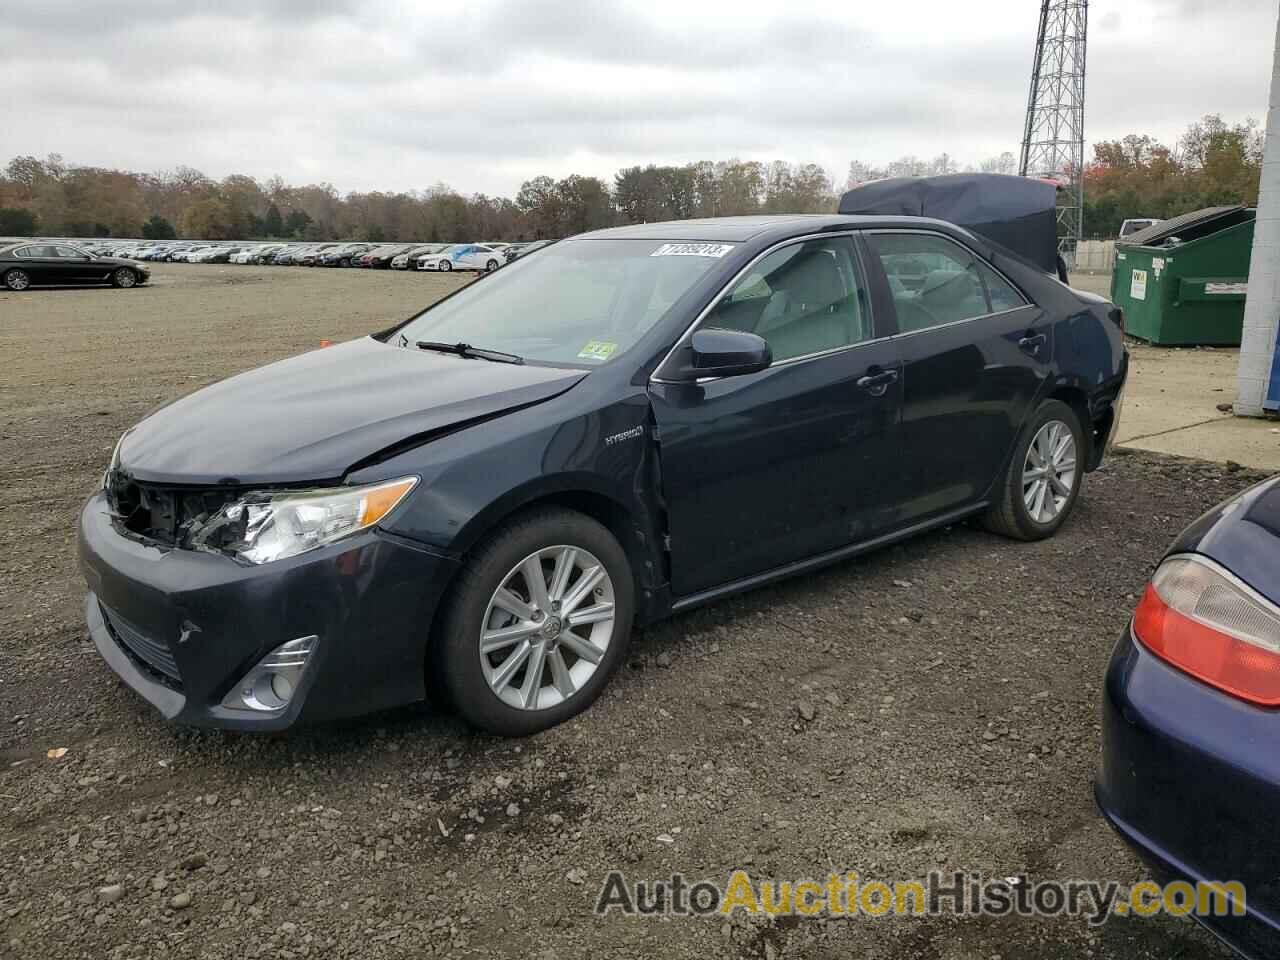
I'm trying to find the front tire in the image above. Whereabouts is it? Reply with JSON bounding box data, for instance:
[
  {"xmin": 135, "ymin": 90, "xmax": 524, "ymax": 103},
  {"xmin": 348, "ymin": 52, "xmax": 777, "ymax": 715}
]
[
  {"xmin": 434, "ymin": 508, "xmax": 634, "ymax": 736},
  {"xmin": 439, "ymin": 260, "xmax": 452, "ymax": 272},
  {"xmin": 3, "ymin": 268, "xmax": 31, "ymax": 291},
  {"xmin": 111, "ymin": 267, "xmax": 137, "ymax": 289},
  {"xmin": 486, "ymin": 259, "xmax": 499, "ymax": 272},
  {"xmin": 982, "ymin": 399, "xmax": 1084, "ymax": 541}
]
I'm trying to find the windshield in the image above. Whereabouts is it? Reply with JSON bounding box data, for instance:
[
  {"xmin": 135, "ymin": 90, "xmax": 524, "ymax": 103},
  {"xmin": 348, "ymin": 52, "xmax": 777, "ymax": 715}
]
[{"xmin": 394, "ymin": 238, "xmax": 731, "ymax": 366}]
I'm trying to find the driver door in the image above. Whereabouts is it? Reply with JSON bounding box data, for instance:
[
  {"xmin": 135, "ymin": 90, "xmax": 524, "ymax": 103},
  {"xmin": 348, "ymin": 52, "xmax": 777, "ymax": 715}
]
[{"xmin": 648, "ymin": 235, "xmax": 903, "ymax": 597}]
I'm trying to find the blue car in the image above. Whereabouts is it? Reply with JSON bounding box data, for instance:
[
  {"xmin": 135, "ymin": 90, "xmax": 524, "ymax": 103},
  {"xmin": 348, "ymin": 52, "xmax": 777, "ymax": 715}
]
[{"xmin": 1097, "ymin": 474, "xmax": 1280, "ymax": 958}]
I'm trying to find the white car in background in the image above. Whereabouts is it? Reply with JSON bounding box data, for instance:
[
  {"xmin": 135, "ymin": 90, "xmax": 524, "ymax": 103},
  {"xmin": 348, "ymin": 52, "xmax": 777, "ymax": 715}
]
[
  {"xmin": 233, "ymin": 244, "xmax": 281, "ymax": 264},
  {"xmin": 417, "ymin": 243, "xmax": 506, "ymax": 273},
  {"xmin": 391, "ymin": 244, "xmax": 444, "ymax": 270},
  {"xmin": 188, "ymin": 247, "xmax": 229, "ymax": 263},
  {"xmin": 1119, "ymin": 217, "xmax": 1161, "ymax": 238}
]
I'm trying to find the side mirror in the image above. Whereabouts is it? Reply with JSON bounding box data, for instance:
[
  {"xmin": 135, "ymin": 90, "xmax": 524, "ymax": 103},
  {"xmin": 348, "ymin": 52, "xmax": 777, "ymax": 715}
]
[{"xmin": 679, "ymin": 328, "xmax": 771, "ymax": 380}]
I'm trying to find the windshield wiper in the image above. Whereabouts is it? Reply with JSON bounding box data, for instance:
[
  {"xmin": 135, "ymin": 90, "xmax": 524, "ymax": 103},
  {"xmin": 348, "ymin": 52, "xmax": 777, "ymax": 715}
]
[{"xmin": 415, "ymin": 341, "xmax": 524, "ymax": 364}]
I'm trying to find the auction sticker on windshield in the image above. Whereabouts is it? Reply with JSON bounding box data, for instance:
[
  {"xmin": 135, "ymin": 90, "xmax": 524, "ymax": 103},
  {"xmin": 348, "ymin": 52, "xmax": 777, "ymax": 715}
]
[
  {"xmin": 650, "ymin": 243, "xmax": 735, "ymax": 258},
  {"xmin": 578, "ymin": 340, "xmax": 620, "ymax": 361}
]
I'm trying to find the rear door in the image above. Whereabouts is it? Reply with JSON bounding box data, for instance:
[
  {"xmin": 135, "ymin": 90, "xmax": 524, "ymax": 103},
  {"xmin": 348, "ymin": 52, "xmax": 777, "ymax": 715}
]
[
  {"xmin": 14, "ymin": 245, "xmax": 60, "ymax": 284},
  {"xmin": 55, "ymin": 246, "xmax": 105, "ymax": 282},
  {"xmin": 862, "ymin": 230, "xmax": 1051, "ymax": 525},
  {"xmin": 650, "ymin": 234, "xmax": 903, "ymax": 596}
]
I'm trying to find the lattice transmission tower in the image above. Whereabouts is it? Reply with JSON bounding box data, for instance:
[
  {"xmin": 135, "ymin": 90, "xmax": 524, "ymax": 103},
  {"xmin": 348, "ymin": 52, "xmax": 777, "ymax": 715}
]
[{"xmin": 1019, "ymin": 0, "xmax": 1088, "ymax": 264}]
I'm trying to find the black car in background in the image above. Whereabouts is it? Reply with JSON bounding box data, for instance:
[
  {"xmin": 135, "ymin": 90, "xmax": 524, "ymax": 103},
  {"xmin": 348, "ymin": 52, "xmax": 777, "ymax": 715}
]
[
  {"xmin": 270, "ymin": 245, "xmax": 310, "ymax": 265},
  {"xmin": 504, "ymin": 239, "xmax": 555, "ymax": 263},
  {"xmin": 319, "ymin": 243, "xmax": 372, "ymax": 267},
  {"xmin": 358, "ymin": 244, "xmax": 415, "ymax": 268},
  {"xmin": 80, "ymin": 213, "xmax": 1126, "ymax": 737},
  {"xmin": 1, "ymin": 242, "xmax": 149, "ymax": 290},
  {"xmin": 300, "ymin": 244, "xmax": 337, "ymax": 266}
]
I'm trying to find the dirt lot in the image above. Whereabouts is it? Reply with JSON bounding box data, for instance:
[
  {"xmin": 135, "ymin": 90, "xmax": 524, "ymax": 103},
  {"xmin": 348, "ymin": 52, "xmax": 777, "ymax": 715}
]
[{"xmin": 0, "ymin": 263, "xmax": 1259, "ymax": 959}]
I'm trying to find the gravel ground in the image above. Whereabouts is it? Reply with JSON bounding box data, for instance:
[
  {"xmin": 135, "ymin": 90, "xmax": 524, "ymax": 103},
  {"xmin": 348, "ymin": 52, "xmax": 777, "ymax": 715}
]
[{"xmin": 0, "ymin": 264, "xmax": 1261, "ymax": 959}]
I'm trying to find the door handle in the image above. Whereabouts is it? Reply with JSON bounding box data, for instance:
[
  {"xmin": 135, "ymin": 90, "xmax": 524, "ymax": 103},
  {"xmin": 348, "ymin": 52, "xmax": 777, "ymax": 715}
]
[
  {"xmin": 1018, "ymin": 332, "xmax": 1048, "ymax": 355},
  {"xmin": 856, "ymin": 367, "xmax": 899, "ymax": 395}
]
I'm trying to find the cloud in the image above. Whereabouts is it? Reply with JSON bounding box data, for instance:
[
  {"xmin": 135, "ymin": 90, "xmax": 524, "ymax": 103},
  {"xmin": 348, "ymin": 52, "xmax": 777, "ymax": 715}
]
[{"xmin": 1, "ymin": 0, "xmax": 1273, "ymax": 196}]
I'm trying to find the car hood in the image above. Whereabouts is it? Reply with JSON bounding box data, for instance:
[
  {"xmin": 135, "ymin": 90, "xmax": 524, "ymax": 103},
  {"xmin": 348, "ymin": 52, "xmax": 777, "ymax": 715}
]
[
  {"xmin": 1170, "ymin": 474, "xmax": 1280, "ymax": 607},
  {"xmin": 118, "ymin": 336, "xmax": 589, "ymax": 486},
  {"xmin": 95, "ymin": 255, "xmax": 148, "ymax": 268}
]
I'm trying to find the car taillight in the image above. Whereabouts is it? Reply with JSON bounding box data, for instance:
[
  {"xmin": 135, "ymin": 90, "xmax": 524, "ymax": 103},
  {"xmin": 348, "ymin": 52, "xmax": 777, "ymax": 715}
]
[{"xmin": 1133, "ymin": 554, "xmax": 1280, "ymax": 706}]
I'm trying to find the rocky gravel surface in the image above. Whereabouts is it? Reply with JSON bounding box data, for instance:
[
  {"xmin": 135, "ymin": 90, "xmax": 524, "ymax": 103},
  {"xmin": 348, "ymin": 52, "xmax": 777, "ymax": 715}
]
[{"xmin": 1, "ymin": 264, "xmax": 1261, "ymax": 958}]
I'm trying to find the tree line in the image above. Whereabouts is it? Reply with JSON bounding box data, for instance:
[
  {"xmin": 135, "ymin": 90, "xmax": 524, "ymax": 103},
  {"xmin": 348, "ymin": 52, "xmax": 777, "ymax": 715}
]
[
  {"xmin": 0, "ymin": 157, "xmax": 844, "ymax": 244},
  {"xmin": 0, "ymin": 115, "xmax": 1261, "ymax": 243},
  {"xmin": 1082, "ymin": 115, "xmax": 1263, "ymax": 237}
]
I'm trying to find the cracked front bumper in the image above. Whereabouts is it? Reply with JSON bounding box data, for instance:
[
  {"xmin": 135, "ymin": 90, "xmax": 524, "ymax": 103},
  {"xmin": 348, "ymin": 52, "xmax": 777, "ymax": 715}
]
[{"xmin": 78, "ymin": 491, "xmax": 457, "ymax": 730}]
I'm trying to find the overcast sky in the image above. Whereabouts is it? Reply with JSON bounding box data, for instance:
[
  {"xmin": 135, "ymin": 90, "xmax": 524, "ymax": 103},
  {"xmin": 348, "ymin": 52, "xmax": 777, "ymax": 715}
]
[{"xmin": 4, "ymin": 0, "xmax": 1275, "ymax": 196}]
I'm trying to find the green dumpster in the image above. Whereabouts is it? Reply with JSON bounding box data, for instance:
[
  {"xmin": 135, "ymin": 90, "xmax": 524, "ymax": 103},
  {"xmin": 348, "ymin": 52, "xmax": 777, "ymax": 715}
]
[{"xmin": 1110, "ymin": 205, "xmax": 1255, "ymax": 346}]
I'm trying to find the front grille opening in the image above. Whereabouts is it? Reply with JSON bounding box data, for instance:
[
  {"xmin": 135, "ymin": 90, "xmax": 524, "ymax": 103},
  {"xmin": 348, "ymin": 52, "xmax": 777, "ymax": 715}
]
[
  {"xmin": 105, "ymin": 473, "xmax": 242, "ymax": 548},
  {"xmin": 99, "ymin": 602, "xmax": 183, "ymax": 690}
]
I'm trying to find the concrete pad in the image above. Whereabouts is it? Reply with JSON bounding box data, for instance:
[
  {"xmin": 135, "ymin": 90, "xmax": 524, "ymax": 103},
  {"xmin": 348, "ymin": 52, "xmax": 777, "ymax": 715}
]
[
  {"xmin": 1121, "ymin": 416, "xmax": 1280, "ymax": 471},
  {"xmin": 1063, "ymin": 272, "xmax": 1280, "ymax": 471},
  {"xmin": 1116, "ymin": 341, "xmax": 1241, "ymax": 441}
]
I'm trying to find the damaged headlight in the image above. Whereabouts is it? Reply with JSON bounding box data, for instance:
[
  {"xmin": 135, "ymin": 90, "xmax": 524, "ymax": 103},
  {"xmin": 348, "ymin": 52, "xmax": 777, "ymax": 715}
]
[
  {"xmin": 103, "ymin": 432, "xmax": 126, "ymax": 488},
  {"xmin": 188, "ymin": 476, "xmax": 418, "ymax": 564}
]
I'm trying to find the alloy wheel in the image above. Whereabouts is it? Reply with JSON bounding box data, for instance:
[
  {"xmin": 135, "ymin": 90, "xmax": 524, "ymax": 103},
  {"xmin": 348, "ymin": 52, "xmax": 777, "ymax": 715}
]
[
  {"xmin": 5, "ymin": 269, "xmax": 30, "ymax": 291},
  {"xmin": 1022, "ymin": 419, "xmax": 1077, "ymax": 523},
  {"xmin": 480, "ymin": 545, "xmax": 616, "ymax": 711},
  {"xmin": 114, "ymin": 268, "xmax": 136, "ymax": 288}
]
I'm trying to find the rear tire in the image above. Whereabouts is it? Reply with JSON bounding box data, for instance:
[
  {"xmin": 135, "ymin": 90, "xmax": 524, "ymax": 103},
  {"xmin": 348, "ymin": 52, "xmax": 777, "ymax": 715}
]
[
  {"xmin": 3, "ymin": 268, "xmax": 30, "ymax": 291},
  {"xmin": 110, "ymin": 267, "xmax": 137, "ymax": 289},
  {"xmin": 433, "ymin": 508, "xmax": 634, "ymax": 736},
  {"xmin": 982, "ymin": 399, "xmax": 1084, "ymax": 541}
]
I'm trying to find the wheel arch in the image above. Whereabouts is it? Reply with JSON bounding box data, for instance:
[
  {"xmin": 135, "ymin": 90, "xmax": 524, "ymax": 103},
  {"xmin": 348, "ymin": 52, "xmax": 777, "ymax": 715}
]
[
  {"xmin": 1045, "ymin": 380, "xmax": 1097, "ymax": 470},
  {"xmin": 441, "ymin": 474, "xmax": 666, "ymax": 622}
]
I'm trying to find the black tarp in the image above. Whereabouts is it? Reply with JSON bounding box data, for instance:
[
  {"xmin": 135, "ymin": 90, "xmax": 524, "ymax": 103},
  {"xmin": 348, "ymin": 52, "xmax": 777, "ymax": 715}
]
[{"xmin": 839, "ymin": 173, "xmax": 1061, "ymax": 277}]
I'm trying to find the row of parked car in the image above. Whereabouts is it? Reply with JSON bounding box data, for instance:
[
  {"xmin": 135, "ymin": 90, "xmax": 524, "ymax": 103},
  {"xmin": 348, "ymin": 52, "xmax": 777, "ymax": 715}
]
[{"xmin": 82, "ymin": 239, "xmax": 556, "ymax": 271}]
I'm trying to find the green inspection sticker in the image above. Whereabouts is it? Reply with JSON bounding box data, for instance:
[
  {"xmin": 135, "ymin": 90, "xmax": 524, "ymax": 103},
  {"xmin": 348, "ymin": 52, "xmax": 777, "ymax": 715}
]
[{"xmin": 578, "ymin": 340, "xmax": 619, "ymax": 361}]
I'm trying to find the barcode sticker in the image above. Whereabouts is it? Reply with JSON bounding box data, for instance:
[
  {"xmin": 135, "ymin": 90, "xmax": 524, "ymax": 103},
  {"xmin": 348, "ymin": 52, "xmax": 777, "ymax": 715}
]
[{"xmin": 650, "ymin": 243, "xmax": 735, "ymax": 258}]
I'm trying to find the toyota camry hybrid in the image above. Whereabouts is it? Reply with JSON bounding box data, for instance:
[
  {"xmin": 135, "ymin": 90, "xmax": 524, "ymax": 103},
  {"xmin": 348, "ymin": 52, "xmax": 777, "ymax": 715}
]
[{"xmin": 79, "ymin": 200, "xmax": 1127, "ymax": 736}]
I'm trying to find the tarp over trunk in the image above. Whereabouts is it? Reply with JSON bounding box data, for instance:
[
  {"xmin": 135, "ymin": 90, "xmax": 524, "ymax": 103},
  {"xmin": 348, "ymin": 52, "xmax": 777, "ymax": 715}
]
[{"xmin": 839, "ymin": 173, "xmax": 1060, "ymax": 276}]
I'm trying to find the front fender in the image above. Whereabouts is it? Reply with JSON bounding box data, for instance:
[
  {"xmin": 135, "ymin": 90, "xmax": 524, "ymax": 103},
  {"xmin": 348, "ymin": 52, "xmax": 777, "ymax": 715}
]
[{"xmin": 353, "ymin": 394, "xmax": 667, "ymax": 597}]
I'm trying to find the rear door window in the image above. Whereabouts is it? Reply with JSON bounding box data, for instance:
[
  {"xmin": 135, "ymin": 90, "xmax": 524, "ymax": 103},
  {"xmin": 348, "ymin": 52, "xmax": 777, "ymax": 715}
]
[
  {"xmin": 975, "ymin": 261, "xmax": 1027, "ymax": 313},
  {"xmin": 865, "ymin": 233, "xmax": 1023, "ymax": 333}
]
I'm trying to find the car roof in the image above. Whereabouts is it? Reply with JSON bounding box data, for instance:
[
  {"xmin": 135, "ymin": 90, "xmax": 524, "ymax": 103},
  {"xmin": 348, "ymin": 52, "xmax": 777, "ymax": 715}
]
[{"xmin": 575, "ymin": 214, "xmax": 969, "ymax": 243}]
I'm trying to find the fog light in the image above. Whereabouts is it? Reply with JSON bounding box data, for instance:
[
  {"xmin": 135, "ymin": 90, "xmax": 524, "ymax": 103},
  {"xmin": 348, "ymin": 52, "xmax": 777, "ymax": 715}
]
[
  {"xmin": 221, "ymin": 635, "xmax": 318, "ymax": 713},
  {"xmin": 270, "ymin": 672, "xmax": 294, "ymax": 701}
]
